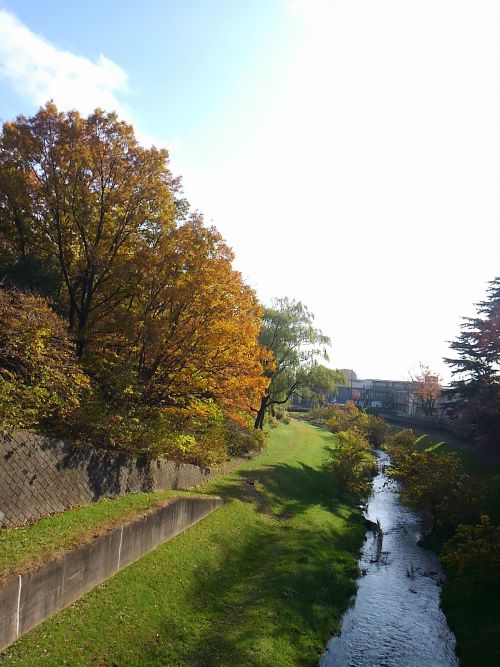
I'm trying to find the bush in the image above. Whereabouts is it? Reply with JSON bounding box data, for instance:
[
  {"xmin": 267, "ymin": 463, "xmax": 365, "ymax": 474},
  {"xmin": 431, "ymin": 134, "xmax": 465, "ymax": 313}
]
[
  {"xmin": 224, "ymin": 418, "xmax": 266, "ymax": 457},
  {"xmin": 388, "ymin": 450, "xmax": 480, "ymax": 533},
  {"xmin": 383, "ymin": 429, "xmax": 417, "ymax": 465},
  {"xmin": 0, "ymin": 288, "xmax": 90, "ymax": 432},
  {"xmin": 71, "ymin": 396, "xmax": 265, "ymax": 467},
  {"xmin": 325, "ymin": 405, "xmax": 390, "ymax": 448},
  {"xmin": 330, "ymin": 429, "xmax": 377, "ymax": 499},
  {"xmin": 441, "ymin": 515, "xmax": 500, "ymax": 586},
  {"xmin": 326, "ymin": 403, "xmax": 370, "ymax": 435},
  {"xmin": 273, "ymin": 406, "xmax": 290, "ymax": 424},
  {"xmin": 365, "ymin": 415, "xmax": 391, "ymax": 447},
  {"xmin": 388, "ymin": 428, "xmax": 417, "ymax": 448},
  {"xmin": 307, "ymin": 405, "xmax": 336, "ymax": 422}
]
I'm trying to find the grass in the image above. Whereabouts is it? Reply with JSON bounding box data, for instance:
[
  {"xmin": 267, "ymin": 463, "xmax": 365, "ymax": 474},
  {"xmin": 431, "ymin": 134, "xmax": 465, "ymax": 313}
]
[
  {"xmin": 0, "ymin": 488, "xmax": 185, "ymax": 581},
  {"xmin": 391, "ymin": 426, "xmax": 500, "ymax": 667},
  {"xmin": 0, "ymin": 419, "xmax": 365, "ymax": 667}
]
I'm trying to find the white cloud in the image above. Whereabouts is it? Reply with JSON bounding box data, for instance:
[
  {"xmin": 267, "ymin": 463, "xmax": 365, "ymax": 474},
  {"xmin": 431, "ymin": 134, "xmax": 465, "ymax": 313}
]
[{"xmin": 0, "ymin": 9, "xmax": 128, "ymax": 117}]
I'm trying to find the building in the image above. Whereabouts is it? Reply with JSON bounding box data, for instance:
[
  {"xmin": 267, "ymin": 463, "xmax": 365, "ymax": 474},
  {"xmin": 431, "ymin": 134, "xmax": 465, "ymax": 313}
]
[
  {"xmin": 336, "ymin": 370, "xmax": 416, "ymax": 414},
  {"xmin": 335, "ymin": 369, "xmax": 453, "ymax": 419}
]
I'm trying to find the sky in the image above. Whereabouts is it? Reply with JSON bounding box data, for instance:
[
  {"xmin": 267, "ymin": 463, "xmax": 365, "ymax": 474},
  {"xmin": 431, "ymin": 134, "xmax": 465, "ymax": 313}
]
[{"xmin": 0, "ymin": 0, "xmax": 499, "ymax": 382}]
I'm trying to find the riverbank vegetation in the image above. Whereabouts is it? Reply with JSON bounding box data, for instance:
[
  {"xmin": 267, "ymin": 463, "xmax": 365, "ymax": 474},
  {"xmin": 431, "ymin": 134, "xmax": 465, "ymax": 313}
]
[
  {"xmin": 0, "ymin": 104, "xmax": 344, "ymax": 466},
  {"xmin": 1, "ymin": 420, "xmax": 367, "ymax": 666},
  {"xmin": 384, "ymin": 428, "xmax": 500, "ymax": 666},
  {"xmin": 306, "ymin": 403, "xmax": 382, "ymax": 501},
  {"xmin": 328, "ymin": 429, "xmax": 377, "ymax": 499},
  {"xmin": 308, "ymin": 402, "xmax": 390, "ymax": 448}
]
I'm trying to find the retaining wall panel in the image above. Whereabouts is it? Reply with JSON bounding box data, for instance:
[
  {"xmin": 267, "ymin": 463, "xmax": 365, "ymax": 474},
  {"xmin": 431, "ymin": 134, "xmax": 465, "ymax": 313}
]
[
  {"xmin": 18, "ymin": 558, "xmax": 66, "ymax": 637},
  {"xmin": 0, "ymin": 577, "xmax": 20, "ymax": 651},
  {"xmin": 0, "ymin": 497, "xmax": 222, "ymax": 652}
]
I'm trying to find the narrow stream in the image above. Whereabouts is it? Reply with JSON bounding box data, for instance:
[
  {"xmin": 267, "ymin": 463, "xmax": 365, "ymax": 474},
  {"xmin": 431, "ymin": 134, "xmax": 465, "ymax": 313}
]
[{"xmin": 320, "ymin": 451, "xmax": 459, "ymax": 667}]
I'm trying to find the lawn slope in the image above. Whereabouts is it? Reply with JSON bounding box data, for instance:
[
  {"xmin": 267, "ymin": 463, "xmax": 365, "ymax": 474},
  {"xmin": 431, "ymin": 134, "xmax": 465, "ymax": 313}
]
[
  {"xmin": 0, "ymin": 489, "xmax": 185, "ymax": 581},
  {"xmin": 1, "ymin": 420, "xmax": 365, "ymax": 667}
]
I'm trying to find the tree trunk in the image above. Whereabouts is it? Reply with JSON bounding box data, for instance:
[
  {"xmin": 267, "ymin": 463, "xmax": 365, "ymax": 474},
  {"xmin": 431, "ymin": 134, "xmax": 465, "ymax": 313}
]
[
  {"xmin": 254, "ymin": 395, "xmax": 268, "ymax": 430},
  {"xmin": 75, "ymin": 279, "xmax": 94, "ymax": 357}
]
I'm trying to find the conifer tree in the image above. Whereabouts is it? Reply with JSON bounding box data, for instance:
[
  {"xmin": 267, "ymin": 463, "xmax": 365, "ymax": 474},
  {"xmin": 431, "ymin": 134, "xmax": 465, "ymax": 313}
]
[{"xmin": 445, "ymin": 277, "xmax": 500, "ymax": 450}]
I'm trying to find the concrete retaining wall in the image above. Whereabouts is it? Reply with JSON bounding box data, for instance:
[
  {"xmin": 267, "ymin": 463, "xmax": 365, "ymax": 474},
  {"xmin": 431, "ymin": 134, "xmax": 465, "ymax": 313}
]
[
  {"xmin": 0, "ymin": 495, "xmax": 223, "ymax": 652},
  {"xmin": 0, "ymin": 430, "xmax": 232, "ymax": 527}
]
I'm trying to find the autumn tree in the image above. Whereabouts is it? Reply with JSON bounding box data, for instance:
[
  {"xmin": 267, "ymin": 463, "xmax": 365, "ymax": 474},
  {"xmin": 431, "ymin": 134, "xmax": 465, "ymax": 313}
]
[
  {"xmin": 253, "ymin": 298, "xmax": 330, "ymax": 429},
  {"xmin": 0, "ymin": 102, "xmax": 179, "ymax": 355},
  {"xmin": 411, "ymin": 362, "xmax": 441, "ymax": 417},
  {"xmin": 126, "ymin": 216, "xmax": 266, "ymax": 416},
  {"xmin": 0, "ymin": 288, "xmax": 89, "ymax": 431},
  {"xmin": 0, "ymin": 103, "xmax": 267, "ymax": 462},
  {"xmin": 444, "ymin": 277, "xmax": 500, "ymax": 450}
]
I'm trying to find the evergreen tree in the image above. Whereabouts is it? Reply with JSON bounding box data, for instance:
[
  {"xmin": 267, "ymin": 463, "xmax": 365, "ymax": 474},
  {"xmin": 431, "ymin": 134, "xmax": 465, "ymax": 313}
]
[{"xmin": 445, "ymin": 277, "xmax": 500, "ymax": 451}]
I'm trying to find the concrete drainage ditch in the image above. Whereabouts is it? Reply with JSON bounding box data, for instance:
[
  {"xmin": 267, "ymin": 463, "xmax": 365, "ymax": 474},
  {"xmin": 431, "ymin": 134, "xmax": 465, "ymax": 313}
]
[{"xmin": 0, "ymin": 495, "xmax": 223, "ymax": 651}]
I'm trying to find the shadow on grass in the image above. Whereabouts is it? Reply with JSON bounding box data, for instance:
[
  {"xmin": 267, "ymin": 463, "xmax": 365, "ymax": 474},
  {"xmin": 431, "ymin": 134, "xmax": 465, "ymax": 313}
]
[
  {"xmin": 131, "ymin": 456, "xmax": 364, "ymax": 667},
  {"xmin": 211, "ymin": 462, "xmax": 342, "ymax": 519},
  {"xmin": 206, "ymin": 430, "xmax": 343, "ymax": 521},
  {"xmin": 138, "ymin": 523, "xmax": 362, "ymax": 667}
]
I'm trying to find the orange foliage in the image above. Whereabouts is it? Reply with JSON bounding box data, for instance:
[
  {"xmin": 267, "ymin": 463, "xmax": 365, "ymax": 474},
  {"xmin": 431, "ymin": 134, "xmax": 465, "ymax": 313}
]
[{"xmin": 130, "ymin": 217, "xmax": 266, "ymax": 417}]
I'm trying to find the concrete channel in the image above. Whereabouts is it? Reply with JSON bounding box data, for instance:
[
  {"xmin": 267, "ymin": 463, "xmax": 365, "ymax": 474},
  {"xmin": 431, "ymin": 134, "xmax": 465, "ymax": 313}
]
[{"xmin": 0, "ymin": 495, "xmax": 223, "ymax": 651}]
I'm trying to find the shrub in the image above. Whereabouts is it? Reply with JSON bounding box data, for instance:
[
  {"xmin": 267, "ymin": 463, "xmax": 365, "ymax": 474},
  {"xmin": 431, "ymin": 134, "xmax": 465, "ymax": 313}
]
[
  {"xmin": 72, "ymin": 399, "xmax": 221, "ymax": 464},
  {"xmin": 0, "ymin": 288, "xmax": 90, "ymax": 432},
  {"xmin": 224, "ymin": 418, "xmax": 266, "ymax": 457},
  {"xmin": 326, "ymin": 403, "xmax": 370, "ymax": 435},
  {"xmin": 71, "ymin": 397, "xmax": 265, "ymax": 467},
  {"xmin": 383, "ymin": 429, "xmax": 417, "ymax": 465},
  {"xmin": 330, "ymin": 429, "xmax": 377, "ymax": 499},
  {"xmin": 365, "ymin": 415, "xmax": 391, "ymax": 447},
  {"xmin": 441, "ymin": 515, "xmax": 500, "ymax": 586},
  {"xmin": 388, "ymin": 450, "xmax": 480, "ymax": 533},
  {"xmin": 273, "ymin": 406, "xmax": 290, "ymax": 424},
  {"xmin": 307, "ymin": 405, "xmax": 336, "ymax": 422}
]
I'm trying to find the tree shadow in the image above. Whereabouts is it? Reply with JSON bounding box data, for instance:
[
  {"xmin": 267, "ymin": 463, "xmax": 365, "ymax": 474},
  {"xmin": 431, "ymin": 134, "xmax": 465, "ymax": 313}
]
[
  {"xmin": 128, "ymin": 457, "xmax": 364, "ymax": 666},
  {"xmin": 54, "ymin": 440, "xmax": 155, "ymax": 499},
  {"xmin": 206, "ymin": 456, "xmax": 343, "ymax": 522}
]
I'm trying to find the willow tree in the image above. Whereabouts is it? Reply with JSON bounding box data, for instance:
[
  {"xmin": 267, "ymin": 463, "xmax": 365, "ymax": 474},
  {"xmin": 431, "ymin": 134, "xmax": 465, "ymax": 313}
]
[{"xmin": 253, "ymin": 298, "xmax": 331, "ymax": 429}]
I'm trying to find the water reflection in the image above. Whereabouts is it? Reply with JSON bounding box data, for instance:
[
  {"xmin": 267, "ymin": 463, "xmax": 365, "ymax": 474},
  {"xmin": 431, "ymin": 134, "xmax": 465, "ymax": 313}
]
[{"xmin": 320, "ymin": 451, "xmax": 458, "ymax": 667}]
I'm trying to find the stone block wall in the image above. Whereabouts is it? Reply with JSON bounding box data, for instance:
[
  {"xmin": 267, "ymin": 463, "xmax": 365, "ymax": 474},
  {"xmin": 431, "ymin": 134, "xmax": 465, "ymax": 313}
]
[{"xmin": 0, "ymin": 431, "xmax": 227, "ymax": 527}]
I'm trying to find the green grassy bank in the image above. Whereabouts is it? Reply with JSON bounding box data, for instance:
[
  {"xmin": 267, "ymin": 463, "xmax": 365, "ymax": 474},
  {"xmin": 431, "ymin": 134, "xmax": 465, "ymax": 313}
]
[
  {"xmin": 392, "ymin": 428, "xmax": 500, "ymax": 667},
  {"xmin": 435, "ymin": 439, "xmax": 500, "ymax": 667},
  {"xmin": 0, "ymin": 489, "xmax": 186, "ymax": 581},
  {"xmin": 1, "ymin": 420, "xmax": 365, "ymax": 667}
]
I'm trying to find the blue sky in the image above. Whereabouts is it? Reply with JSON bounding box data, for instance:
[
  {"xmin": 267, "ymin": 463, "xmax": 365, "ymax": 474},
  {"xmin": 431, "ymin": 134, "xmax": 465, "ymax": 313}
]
[
  {"xmin": 0, "ymin": 1, "xmax": 297, "ymax": 145},
  {"xmin": 1, "ymin": 1, "xmax": 499, "ymax": 381}
]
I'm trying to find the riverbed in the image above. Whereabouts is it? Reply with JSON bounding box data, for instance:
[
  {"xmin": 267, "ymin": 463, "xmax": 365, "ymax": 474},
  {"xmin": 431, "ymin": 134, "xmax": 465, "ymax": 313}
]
[{"xmin": 320, "ymin": 450, "xmax": 459, "ymax": 667}]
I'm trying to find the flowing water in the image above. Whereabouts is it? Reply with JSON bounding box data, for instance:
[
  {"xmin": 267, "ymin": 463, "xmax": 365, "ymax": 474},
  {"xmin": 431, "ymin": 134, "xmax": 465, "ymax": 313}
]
[{"xmin": 320, "ymin": 451, "xmax": 459, "ymax": 667}]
